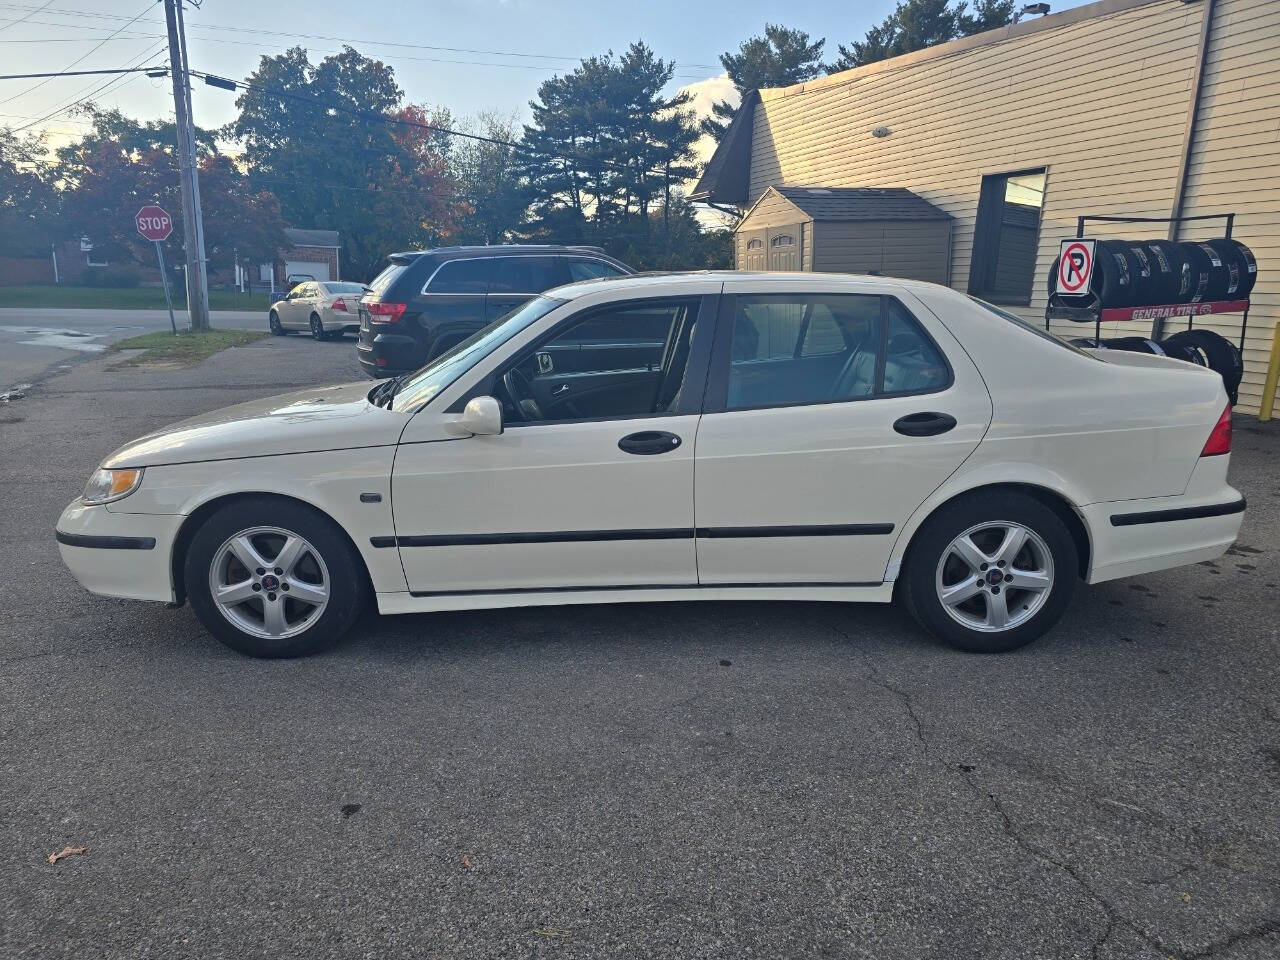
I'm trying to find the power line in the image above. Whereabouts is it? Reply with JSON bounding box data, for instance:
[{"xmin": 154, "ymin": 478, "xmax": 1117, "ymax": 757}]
[
  {"xmin": 0, "ymin": 3, "xmax": 722, "ymax": 69},
  {"xmin": 0, "ymin": 23, "xmax": 716, "ymax": 80},
  {"xmin": 0, "ymin": 0, "xmax": 156, "ymax": 107},
  {"xmin": 0, "ymin": 0, "xmax": 52, "ymax": 32},
  {"xmin": 6, "ymin": 39, "xmax": 167, "ymax": 133},
  {"xmin": 0, "ymin": 65, "xmax": 163, "ymax": 79},
  {"xmin": 194, "ymin": 69, "xmax": 689, "ymax": 182}
]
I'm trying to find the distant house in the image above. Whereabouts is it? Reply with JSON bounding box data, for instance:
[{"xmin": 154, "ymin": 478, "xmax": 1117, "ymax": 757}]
[{"xmin": 260, "ymin": 228, "xmax": 341, "ymax": 290}]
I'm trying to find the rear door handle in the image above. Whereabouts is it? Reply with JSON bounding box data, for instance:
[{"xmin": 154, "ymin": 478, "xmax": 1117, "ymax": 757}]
[
  {"xmin": 551, "ymin": 383, "xmax": 570, "ymax": 396},
  {"xmin": 893, "ymin": 412, "xmax": 957, "ymax": 437},
  {"xmin": 618, "ymin": 431, "xmax": 682, "ymax": 455}
]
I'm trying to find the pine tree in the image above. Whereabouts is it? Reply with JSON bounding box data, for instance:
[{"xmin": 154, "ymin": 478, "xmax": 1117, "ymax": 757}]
[
  {"xmin": 701, "ymin": 25, "xmax": 826, "ymax": 142},
  {"xmin": 828, "ymin": 0, "xmax": 1015, "ymax": 73}
]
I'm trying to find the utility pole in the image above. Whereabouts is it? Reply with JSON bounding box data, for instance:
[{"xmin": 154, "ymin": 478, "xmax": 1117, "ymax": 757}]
[{"xmin": 163, "ymin": 0, "xmax": 210, "ymax": 331}]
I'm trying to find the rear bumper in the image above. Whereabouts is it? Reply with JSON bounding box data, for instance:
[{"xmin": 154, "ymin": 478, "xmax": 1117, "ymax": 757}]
[
  {"xmin": 55, "ymin": 501, "xmax": 181, "ymax": 602},
  {"xmin": 1084, "ymin": 484, "xmax": 1245, "ymax": 584},
  {"xmin": 356, "ymin": 328, "xmax": 422, "ymax": 378}
]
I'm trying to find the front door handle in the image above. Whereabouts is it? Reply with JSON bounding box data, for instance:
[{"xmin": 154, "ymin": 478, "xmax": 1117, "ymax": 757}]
[
  {"xmin": 618, "ymin": 431, "xmax": 682, "ymax": 455},
  {"xmin": 893, "ymin": 412, "xmax": 957, "ymax": 437}
]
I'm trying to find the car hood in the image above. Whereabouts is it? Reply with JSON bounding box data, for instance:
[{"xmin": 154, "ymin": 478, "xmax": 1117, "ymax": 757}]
[{"xmin": 102, "ymin": 381, "xmax": 410, "ymax": 468}]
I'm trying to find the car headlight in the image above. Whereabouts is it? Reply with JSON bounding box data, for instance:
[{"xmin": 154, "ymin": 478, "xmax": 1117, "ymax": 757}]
[{"xmin": 81, "ymin": 467, "xmax": 144, "ymax": 505}]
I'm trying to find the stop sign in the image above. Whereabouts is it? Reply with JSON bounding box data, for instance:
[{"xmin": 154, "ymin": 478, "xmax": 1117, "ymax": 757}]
[{"xmin": 135, "ymin": 204, "xmax": 173, "ymax": 242}]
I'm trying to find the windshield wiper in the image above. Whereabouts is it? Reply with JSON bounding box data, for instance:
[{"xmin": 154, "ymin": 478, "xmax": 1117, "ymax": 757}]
[
  {"xmin": 377, "ymin": 373, "xmax": 412, "ymax": 410},
  {"xmin": 369, "ymin": 377, "xmax": 400, "ymax": 408}
]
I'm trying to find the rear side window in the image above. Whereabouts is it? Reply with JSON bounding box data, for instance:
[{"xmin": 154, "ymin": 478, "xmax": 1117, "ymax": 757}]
[
  {"xmin": 427, "ymin": 258, "xmax": 492, "ymax": 294},
  {"xmin": 722, "ymin": 294, "xmax": 949, "ymax": 411},
  {"xmin": 490, "ymin": 256, "xmax": 566, "ymax": 294},
  {"xmin": 367, "ymin": 263, "xmax": 407, "ymax": 296},
  {"xmin": 567, "ymin": 258, "xmax": 627, "ymax": 282}
]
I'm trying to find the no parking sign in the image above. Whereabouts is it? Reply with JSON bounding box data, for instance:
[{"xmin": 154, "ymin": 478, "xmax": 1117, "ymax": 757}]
[{"xmin": 1058, "ymin": 239, "xmax": 1096, "ymax": 295}]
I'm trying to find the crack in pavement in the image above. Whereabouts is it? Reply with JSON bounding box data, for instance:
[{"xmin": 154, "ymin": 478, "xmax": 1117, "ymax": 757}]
[{"xmin": 843, "ymin": 630, "xmax": 1278, "ymax": 960}]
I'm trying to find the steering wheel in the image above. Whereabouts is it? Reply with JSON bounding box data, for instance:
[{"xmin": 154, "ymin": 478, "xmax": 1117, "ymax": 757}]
[{"xmin": 502, "ymin": 367, "xmax": 544, "ymax": 422}]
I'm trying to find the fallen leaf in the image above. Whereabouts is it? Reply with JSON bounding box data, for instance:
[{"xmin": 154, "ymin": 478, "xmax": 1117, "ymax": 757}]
[
  {"xmin": 48, "ymin": 846, "xmax": 87, "ymax": 865},
  {"xmin": 461, "ymin": 855, "xmax": 474, "ymax": 869},
  {"xmin": 533, "ymin": 928, "xmax": 571, "ymax": 939}
]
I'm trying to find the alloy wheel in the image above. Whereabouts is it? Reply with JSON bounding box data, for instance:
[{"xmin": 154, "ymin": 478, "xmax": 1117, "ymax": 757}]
[
  {"xmin": 208, "ymin": 526, "xmax": 330, "ymax": 640},
  {"xmin": 934, "ymin": 521, "xmax": 1054, "ymax": 633}
]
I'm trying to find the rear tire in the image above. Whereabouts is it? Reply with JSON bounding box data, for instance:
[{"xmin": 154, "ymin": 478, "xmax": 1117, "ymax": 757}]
[
  {"xmin": 184, "ymin": 498, "xmax": 367, "ymax": 658},
  {"xmin": 900, "ymin": 491, "xmax": 1077, "ymax": 653},
  {"xmin": 310, "ymin": 314, "xmax": 326, "ymax": 341}
]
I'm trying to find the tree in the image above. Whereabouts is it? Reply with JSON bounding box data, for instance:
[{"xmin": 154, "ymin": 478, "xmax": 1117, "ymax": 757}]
[
  {"xmin": 51, "ymin": 106, "xmax": 285, "ymax": 275},
  {"xmin": 521, "ymin": 42, "xmax": 700, "ymax": 245},
  {"xmin": 702, "ymin": 25, "xmax": 826, "ymax": 142},
  {"xmin": 227, "ymin": 46, "xmax": 456, "ymax": 279},
  {"xmin": 828, "ymin": 0, "xmax": 1015, "ymax": 72},
  {"xmin": 959, "ymin": 0, "xmax": 1017, "ymax": 35},
  {"xmin": 450, "ymin": 113, "xmax": 530, "ymax": 245},
  {"xmin": 0, "ymin": 129, "xmax": 60, "ymax": 257}
]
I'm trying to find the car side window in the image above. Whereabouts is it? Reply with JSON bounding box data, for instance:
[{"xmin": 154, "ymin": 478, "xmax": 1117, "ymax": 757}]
[
  {"xmin": 498, "ymin": 298, "xmax": 699, "ymax": 424},
  {"xmin": 567, "ymin": 258, "xmax": 626, "ymax": 282},
  {"xmin": 490, "ymin": 256, "xmax": 566, "ymax": 294},
  {"xmin": 427, "ymin": 258, "xmax": 492, "ymax": 294},
  {"xmin": 722, "ymin": 294, "xmax": 947, "ymax": 410},
  {"xmin": 881, "ymin": 299, "xmax": 950, "ymax": 396}
]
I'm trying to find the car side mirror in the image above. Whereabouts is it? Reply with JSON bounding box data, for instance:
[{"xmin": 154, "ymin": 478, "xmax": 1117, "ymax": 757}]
[{"xmin": 452, "ymin": 395, "xmax": 503, "ymax": 436}]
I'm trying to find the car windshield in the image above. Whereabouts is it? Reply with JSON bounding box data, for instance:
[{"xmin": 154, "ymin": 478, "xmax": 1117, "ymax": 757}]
[
  {"xmin": 387, "ymin": 296, "xmax": 566, "ymax": 412},
  {"xmin": 968, "ymin": 296, "xmax": 1097, "ymax": 358}
]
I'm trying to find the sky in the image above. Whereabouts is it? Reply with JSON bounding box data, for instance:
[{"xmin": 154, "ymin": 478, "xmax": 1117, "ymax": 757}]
[{"xmin": 2, "ymin": 0, "xmax": 1094, "ymax": 155}]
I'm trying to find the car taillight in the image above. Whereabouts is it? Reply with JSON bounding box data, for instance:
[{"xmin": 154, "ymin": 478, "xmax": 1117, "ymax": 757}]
[
  {"xmin": 366, "ymin": 301, "xmax": 407, "ymax": 324},
  {"xmin": 1200, "ymin": 404, "xmax": 1232, "ymax": 457},
  {"xmin": 332, "ymin": 299, "xmax": 347, "ymax": 312}
]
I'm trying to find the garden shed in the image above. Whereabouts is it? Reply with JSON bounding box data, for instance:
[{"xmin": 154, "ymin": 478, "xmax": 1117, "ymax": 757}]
[{"xmin": 733, "ymin": 185, "xmax": 952, "ymax": 283}]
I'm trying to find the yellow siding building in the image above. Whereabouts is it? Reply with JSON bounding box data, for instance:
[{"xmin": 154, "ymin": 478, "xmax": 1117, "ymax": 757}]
[{"xmin": 693, "ymin": 0, "xmax": 1280, "ymax": 415}]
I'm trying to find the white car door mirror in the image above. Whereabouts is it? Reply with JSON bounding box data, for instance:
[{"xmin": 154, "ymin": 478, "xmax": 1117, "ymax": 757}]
[{"xmin": 455, "ymin": 395, "xmax": 503, "ymax": 436}]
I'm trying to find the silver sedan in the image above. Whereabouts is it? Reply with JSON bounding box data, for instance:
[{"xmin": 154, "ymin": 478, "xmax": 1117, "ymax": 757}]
[{"xmin": 268, "ymin": 281, "xmax": 368, "ymax": 340}]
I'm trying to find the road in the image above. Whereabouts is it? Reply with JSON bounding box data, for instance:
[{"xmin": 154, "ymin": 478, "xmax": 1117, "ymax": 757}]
[
  {"xmin": 0, "ymin": 306, "xmax": 265, "ymax": 394},
  {"xmin": 1, "ymin": 337, "xmax": 1278, "ymax": 959}
]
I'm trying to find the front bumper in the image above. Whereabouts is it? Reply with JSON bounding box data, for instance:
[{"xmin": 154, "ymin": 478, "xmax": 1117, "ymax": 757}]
[{"xmin": 55, "ymin": 500, "xmax": 183, "ymax": 603}]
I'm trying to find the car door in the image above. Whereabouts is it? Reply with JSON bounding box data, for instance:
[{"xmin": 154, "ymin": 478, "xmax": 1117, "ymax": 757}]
[
  {"xmin": 693, "ymin": 283, "xmax": 993, "ymax": 586},
  {"xmin": 420, "ymin": 257, "xmax": 493, "ymax": 357},
  {"xmin": 283, "ymin": 283, "xmax": 312, "ymax": 328},
  {"xmin": 485, "ymin": 256, "xmax": 568, "ymax": 321},
  {"xmin": 389, "ymin": 292, "xmax": 717, "ymax": 596}
]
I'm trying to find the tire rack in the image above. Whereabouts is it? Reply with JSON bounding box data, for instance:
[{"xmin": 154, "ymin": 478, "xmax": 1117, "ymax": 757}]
[{"xmin": 1044, "ymin": 213, "xmax": 1251, "ymax": 351}]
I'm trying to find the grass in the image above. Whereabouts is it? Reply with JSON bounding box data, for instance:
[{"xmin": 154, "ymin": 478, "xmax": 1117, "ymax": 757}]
[
  {"xmin": 1, "ymin": 285, "xmax": 272, "ymax": 311},
  {"xmin": 107, "ymin": 328, "xmax": 270, "ymax": 369}
]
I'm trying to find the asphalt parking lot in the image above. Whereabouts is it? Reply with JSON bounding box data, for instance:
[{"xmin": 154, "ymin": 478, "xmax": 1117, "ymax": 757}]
[{"xmin": 2, "ymin": 331, "xmax": 1278, "ymax": 960}]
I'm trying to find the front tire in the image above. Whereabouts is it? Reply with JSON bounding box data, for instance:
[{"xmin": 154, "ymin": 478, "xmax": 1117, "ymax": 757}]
[
  {"xmin": 184, "ymin": 498, "xmax": 367, "ymax": 658},
  {"xmin": 268, "ymin": 311, "xmax": 283, "ymax": 336},
  {"xmin": 900, "ymin": 491, "xmax": 1077, "ymax": 653}
]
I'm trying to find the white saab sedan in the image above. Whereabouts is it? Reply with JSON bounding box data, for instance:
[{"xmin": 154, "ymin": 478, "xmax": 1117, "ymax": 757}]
[{"xmin": 56, "ymin": 273, "xmax": 1244, "ymax": 658}]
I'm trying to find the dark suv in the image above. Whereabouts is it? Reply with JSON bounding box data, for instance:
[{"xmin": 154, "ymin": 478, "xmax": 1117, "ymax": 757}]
[{"xmin": 356, "ymin": 245, "xmax": 633, "ymax": 377}]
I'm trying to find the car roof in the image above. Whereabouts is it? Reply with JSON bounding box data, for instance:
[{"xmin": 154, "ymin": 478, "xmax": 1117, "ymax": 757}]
[{"xmin": 545, "ymin": 270, "xmax": 952, "ymax": 300}]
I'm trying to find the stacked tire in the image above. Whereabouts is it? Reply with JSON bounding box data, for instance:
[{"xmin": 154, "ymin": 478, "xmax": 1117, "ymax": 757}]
[
  {"xmin": 1077, "ymin": 329, "xmax": 1243, "ymax": 405},
  {"xmin": 1050, "ymin": 238, "xmax": 1256, "ymax": 307}
]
